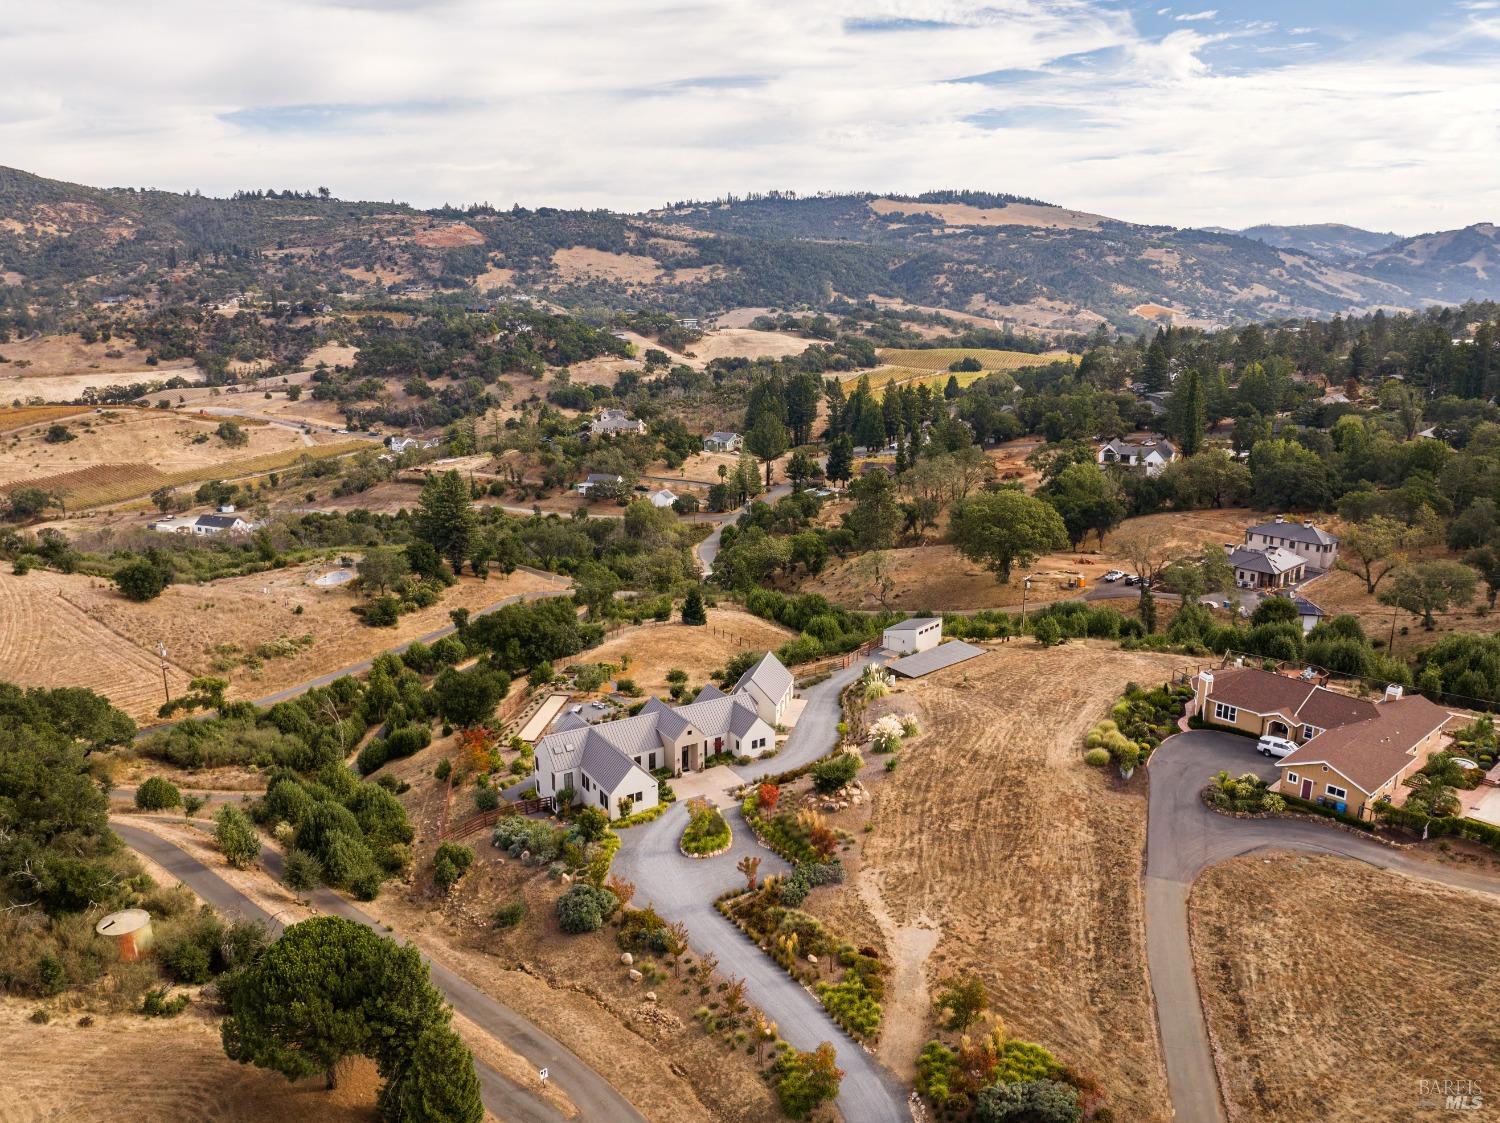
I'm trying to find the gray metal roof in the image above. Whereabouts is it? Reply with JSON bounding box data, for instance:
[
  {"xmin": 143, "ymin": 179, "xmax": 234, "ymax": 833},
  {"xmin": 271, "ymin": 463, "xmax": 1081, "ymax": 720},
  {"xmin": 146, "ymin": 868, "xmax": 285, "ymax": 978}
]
[
  {"xmin": 1247, "ymin": 520, "xmax": 1338, "ymax": 546},
  {"xmin": 1228, "ymin": 546, "xmax": 1304, "ymax": 575},
  {"xmin": 196, "ymin": 514, "xmax": 244, "ymax": 529},
  {"xmin": 694, "ymin": 683, "xmax": 727, "ymax": 702},
  {"xmin": 886, "ymin": 617, "xmax": 941, "ymax": 632},
  {"xmin": 889, "ymin": 640, "xmax": 986, "ymax": 678},
  {"xmin": 581, "ymin": 739, "xmax": 645, "ymax": 793},
  {"xmin": 734, "ymin": 652, "xmax": 794, "ymax": 702}
]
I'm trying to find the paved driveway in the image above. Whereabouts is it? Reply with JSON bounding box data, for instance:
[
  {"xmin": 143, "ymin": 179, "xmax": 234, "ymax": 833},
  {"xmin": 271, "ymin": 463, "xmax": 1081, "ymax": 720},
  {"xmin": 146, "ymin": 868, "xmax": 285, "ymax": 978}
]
[
  {"xmin": 1145, "ymin": 730, "xmax": 1500, "ymax": 1123},
  {"xmin": 615, "ymin": 655, "xmax": 909, "ymax": 1123},
  {"xmin": 114, "ymin": 821, "xmax": 645, "ymax": 1123}
]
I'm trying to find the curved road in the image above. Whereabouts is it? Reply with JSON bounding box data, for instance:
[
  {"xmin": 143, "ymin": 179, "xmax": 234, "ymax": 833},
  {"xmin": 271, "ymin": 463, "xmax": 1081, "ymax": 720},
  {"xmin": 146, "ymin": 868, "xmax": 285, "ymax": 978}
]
[
  {"xmin": 615, "ymin": 657, "xmax": 911, "ymax": 1123},
  {"xmin": 114, "ymin": 822, "xmax": 646, "ymax": 1123},
  {"xmin": 1145, "ymin": 731, "xmax": 1500, "ymax": 1122}
]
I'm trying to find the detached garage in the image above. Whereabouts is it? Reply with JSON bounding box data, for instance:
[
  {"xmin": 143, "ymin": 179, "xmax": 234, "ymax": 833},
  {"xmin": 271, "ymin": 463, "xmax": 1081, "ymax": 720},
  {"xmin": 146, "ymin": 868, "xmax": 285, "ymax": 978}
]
[{"xmin": 883, "ymin": 617, "xmax": 943, "ymax": 654}]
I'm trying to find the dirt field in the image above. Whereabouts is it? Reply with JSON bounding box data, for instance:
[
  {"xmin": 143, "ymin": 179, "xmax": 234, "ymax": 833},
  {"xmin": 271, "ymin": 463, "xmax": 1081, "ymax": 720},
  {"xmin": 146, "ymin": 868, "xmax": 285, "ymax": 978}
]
[
  {"xmin": 851, "ymin": 642, "xmax": 1199, "ymax": 1119},
  {"xmin": 1192, "ymin": 853, "xmax": 1500, "ymax": 1122},
  {"xmin": 584, "ymin": 609, "xmax": 795, "ymax": 695},
  {"xmin": 1303, "ymin": 552, "xmax": 1500, "ymax": 642},
  {"xmin": 0, "ymin": 1000, "xmax": 382, "ymax": 1123},
  {"xmin": 0, "ymin": 404, "xmax": 91, "ymax": 431},
  {"xmin": 688, "ymin": 328, "xmax": 808, "ymax": 364},
  {"xmin": 867, "ymin": 198, "xmax": 1107, "ymax": 231},
  {"xmin": 0, "ymin": 332, "xmax": 200, "ymax": 378},
  {"xmin": 0, "ymin": 565, "xmax": 564, "ymax": 723}
]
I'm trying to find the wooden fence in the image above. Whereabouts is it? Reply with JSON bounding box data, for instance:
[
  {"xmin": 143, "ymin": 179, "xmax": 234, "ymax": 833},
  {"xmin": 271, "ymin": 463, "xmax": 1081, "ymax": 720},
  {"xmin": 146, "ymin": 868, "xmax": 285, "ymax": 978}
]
[{"xmin": 439, "ymin": 796, "xmax": 554, "ymax": 842}]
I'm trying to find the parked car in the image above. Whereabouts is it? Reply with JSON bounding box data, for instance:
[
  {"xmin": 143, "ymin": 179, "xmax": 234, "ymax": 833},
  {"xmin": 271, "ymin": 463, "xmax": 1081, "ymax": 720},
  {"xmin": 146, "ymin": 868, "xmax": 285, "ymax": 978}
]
[
  {"xmin": 1102, "ymin": 570, "xmax": 1126, "ymax": 582},
  {"xmin": 1257, "ymin": 735, "xmax": 1298, "ymax": 758},
  {"xmin": 1123, "ymin": 574, "xmax": 1140, "ymax": 586}
]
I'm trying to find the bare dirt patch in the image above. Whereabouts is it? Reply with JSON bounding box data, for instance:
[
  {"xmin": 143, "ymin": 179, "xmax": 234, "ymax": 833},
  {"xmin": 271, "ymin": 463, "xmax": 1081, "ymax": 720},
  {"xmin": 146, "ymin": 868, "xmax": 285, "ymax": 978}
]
[
  {"xmin": 552, "ymin": 247, "xmax": 664, "ymax": 284},
  {"xmin": 688, "ymin": 328, "xmax": 809, "ymax": 364},
  {"xmin": 0, "ymin": 999, "xmax": 382, "ymax": 1123},
  {"xmin": 852, "ymin": 641, "xmax": 1199, "ymax": 1119},
  {"xmin": 1192, "ymin": 853, "xmax": 1500, "ymax": 1122},
  {"xmin": 585, "ymin": 610, "xmax": 796, "ymax": 695},
  {"xmin": 413, "ymin": 222, "xmax": 486, "ymax": 249},
  {"xmin": 0, "ymin": 333, "xmax": 195, "ymax": 378}
]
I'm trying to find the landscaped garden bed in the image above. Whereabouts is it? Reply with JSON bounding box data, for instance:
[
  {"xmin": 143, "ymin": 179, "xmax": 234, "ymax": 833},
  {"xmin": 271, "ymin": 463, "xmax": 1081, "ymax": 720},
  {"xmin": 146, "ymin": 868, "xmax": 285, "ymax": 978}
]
[{"xmin": 680, "ymin": 798, "xmax": 732, "ymax": 858}]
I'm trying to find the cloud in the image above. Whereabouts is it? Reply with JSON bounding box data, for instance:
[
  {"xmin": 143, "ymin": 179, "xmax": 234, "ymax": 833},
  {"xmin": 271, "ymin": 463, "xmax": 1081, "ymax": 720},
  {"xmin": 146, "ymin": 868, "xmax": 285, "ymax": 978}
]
[
  {"xmin": 0, "ymin": 0, "xmax": 1495, "ymax": 232},
  {"xmin": 1175, "ymin": 9, "xmax": 1218, "ymax": 20}
]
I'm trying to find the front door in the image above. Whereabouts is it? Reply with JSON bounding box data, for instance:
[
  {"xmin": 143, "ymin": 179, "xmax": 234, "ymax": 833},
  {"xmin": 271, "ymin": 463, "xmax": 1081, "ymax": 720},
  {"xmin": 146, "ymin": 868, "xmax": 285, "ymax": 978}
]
[
  {"xmin": 682, "ymin": 745, "xmax": 693, "ymax": 772},
  {"xmin": 1300, "ymin": 778, "xmax": 1312, "ymax": 799}
]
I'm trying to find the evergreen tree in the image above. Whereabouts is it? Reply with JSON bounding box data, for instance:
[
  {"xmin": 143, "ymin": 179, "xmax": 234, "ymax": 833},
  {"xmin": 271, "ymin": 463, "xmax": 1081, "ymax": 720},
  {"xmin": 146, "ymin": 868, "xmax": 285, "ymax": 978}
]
[
  {"xmin": 1165, "ymin": 366, "xmax": 1207, "ymax": 456},
  {"xmin": 414, "ymin": 471, "xmax": 475, "ymax": 574},
  {"xmin": 681, "ymin": 586, "xmax": 707, "ymax": 625},
  {"xmin": 746, "ymin": 414, "xmax": 790, "ymax": 488},
  {"xmin": 1141, "ymin": 329, "xmax": 1171, "ymax": 392},
  {"xmin": 378, "ymin": 1024, "xmax": 483, "ymax": 1123},
  {"xmin": 825, "ymin": 436, "xmax": 854, "ymax": 485}
]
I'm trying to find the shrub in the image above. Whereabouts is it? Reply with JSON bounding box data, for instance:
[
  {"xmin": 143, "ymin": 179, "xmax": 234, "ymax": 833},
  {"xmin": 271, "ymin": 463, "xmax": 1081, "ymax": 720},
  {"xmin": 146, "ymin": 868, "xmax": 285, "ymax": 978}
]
[
  {"xmin": 681, "ymin": 800, "xmax": 731, "ymax": 855},
  {"xmin": 433, "ymin": 843, "xmax": 475, "ymax": 892},
  {"xmin": 1083, "ymin": 748, "xmax": 1110, "ymax": 767},
  {"xmin": 475, "ymin": 786, "xmax": 500, "ymax": 812},
  {"xmin": 114, "ymin": 557, "xmax": 172, "ymax": 602},
  {"xmin": 135, "ymin": 776, "xmax": 182, "ymax": 811},
  {"xmin": 811, "ymin": 751, "xmax": 860, "ymax": 793},
  {"xmin": 975, "ymin": 1078, "xmax": 1080, "ymax": 1123},
  {"xmin": 771, "ymin": 1042, "xmax": 843, "ymax": 1120},
  {"xmin": 778, "ymin": 861, "xmax": 843, "ymax": 907},
  {"xmin": 142, "ymin": 986, "xmax": 190, "ymax": 1017},
  {"xmin": 556, "ymin": 883, "xmax": 618, "ymax": 934},
  {"xmin": 816, "ymin": 973, "xmax": 882, "ymax": 1039},
  {"xmin": 493, "ymin": 900, "xmax": 526, "ymax": 929},
  {"xmin": 215, "ymin": 805, "xmax": 260, "ymax": 868},
  {"xmin": 283, "ymin": 848, "xmax": 323, "ymax": 890}
]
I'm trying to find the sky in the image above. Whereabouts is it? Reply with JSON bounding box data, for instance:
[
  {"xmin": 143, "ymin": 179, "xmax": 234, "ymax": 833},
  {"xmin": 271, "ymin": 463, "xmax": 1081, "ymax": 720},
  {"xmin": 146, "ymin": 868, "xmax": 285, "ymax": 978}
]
[{"xmin": 2, "ymin": 0, "xmax": 1499, "ymax": 233}]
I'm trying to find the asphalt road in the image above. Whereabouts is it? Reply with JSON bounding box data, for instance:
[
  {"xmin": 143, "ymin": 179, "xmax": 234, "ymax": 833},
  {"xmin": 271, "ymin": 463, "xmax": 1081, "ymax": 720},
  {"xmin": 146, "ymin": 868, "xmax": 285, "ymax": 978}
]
[
  {"xmin": 693, "ymin": 483, "xmax": 793, "ymax": 577},
  {"xmin": 113, "ymin": 821, "xmax": 646, "ymax": 1123},
  {"xmin": 1144, "ymin": 730, "xmax": 1500, "ymax": 1123},
  {"xmin": 614, "ymin": 657, "xmax": 911, "ymax": 1123}
]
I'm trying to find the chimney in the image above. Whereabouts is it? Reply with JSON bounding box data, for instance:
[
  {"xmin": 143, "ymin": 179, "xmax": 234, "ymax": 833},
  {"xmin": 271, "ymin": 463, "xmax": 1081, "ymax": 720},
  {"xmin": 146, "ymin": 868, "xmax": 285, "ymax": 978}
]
[
  {"xmin": 1303, "ymin": 520, "xmax": 1313, "ymax": 528},
  {"xmin": 1384, "ymin": 683, "xmax": 1404, "ymax": 703},
  {"xmin": 1274, "ymin": 515, "xmax": 1285, "ymax": 524},
  {"xmin": 1195, "ymin": 670, "xmax": 1214, "ymax": 713}
]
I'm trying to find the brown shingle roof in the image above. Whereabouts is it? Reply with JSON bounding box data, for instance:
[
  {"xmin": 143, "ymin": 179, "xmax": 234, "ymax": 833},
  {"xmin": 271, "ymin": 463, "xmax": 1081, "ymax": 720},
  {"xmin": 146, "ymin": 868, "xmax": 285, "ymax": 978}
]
[
  {"xmin": 1278, "ymin": 695, "xmax": 1454, "ymax": 794},
  {"xmin": 1207, "ymin": 666, "xmax": 1376, "ymax": 730}
]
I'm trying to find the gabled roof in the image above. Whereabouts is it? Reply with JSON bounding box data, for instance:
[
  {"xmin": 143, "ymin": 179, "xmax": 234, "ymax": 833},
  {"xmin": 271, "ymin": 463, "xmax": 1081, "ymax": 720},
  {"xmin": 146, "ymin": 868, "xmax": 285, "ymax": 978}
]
[
  {"xmin": 1206, "ymin": 666, "xmax": 1377, "ymax": 730},
  {"xmin": 581, "ymin": 738, "xmax": 645, "ymax": 794},
  {"xmin": 707, "ymin": 431, "xmax": 740, "ymax": 442},
  {"xmin": 552, "ymin": 712, "xmax": 589, "ymax": 733},
  {"xmin": 886, "ymin": 617, "xmax": 941, "ymax": 632},
  {"xmin": 1228, "ymin": 545, "xmax": 1305, "ymax": 575},
  {"xmin": 195, "ymin": 514, "xmax": 245, "ymax": 529},
  {"xmin": 694, "ymin": 683, "xmax": 727, "ymax": 702},
  {"xmin": 735, "ymin": 652, "xmax": 794, "ymax": 702},
  {"xmin": 1247, "ymin": 519, "xmax": 1339, "ymax": 546},
  {"xmin": 1278, "ymin": 695, "xmax": 1454, "ymax": 793}
]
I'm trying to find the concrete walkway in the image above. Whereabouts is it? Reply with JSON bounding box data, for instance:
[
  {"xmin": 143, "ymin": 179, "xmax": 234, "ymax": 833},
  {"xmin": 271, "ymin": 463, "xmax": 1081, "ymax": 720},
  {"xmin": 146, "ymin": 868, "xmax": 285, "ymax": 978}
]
[
  {"xmin": 114, "ymin": 821, "xmax": 646, "ymax": 1123},
  {"xmin": 614, "ymin": 656, "xmax": 909, "ymax": 1123},
  {"xmin": 1145, "ymin": 730, "xmax": 1500, "ymax": 1123}
]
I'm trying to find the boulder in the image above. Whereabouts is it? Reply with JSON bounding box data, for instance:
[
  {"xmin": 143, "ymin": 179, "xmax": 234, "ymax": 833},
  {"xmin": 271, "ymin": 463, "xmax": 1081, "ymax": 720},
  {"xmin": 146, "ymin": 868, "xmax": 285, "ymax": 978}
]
[
  {"xmin": 628, "ymin": 968, "xmax": 643, "ymax": 983},
  {"xmin": 807, "ymin": 954, "xmax": 818, "ymax": 965},
  {"xmin": 620, "ymin": 952, "xmax": 634, "ymax": 966},
  {"xmin": 645, "ymin": 991, "xmax": 658, "ymax": 1003}
]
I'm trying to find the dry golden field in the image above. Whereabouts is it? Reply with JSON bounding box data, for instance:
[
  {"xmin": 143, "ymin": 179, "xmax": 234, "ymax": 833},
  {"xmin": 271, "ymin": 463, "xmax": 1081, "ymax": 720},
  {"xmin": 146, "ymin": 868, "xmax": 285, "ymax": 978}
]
[
  {"xmin": 0, "ymin": 1000, "xmax": 383, "ymax": 1123},
  {"xmin": 0, "ymin": 565, "xmax": 564, "ymax": 723},
  {"xmin": 0, "ymin": 407, "xmax": 367, "ymax": 505},
  {"xmin": 0, "ymin": 404, "xmax": 91, "ymax": 431},
  {"xmin": 873, "ymin": 347, "xmax": 1075, "ymax": 372},
  {"xmin": 584, "ymin": 609, "xmax": 796, "ymax": 695},
  {"xmin": 855, "ymin": 642, "xmax": 1199, "ymax": 1120},
  {"xmin": 1192, "ymin": 854, "xmax": 1500, "ymax": 1122}
]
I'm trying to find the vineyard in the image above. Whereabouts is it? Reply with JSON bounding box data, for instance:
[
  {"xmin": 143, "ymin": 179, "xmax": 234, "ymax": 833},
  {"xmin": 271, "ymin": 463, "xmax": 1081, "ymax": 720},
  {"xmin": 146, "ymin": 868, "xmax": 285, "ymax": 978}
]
[
  {"xmin": 0, "ymin": 404, "xmax": 91, "ymax": 432},
  {"xmin": 0, "ymin": 440, "xmax": 369, "ymax": 508}
]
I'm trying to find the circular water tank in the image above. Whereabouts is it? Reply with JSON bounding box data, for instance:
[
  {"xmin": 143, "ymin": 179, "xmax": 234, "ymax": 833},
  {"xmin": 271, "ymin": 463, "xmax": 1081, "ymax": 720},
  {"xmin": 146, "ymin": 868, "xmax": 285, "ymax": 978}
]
[{"xmin": 96, "ymin": 908, "xmax": 154, "ymax": 961}]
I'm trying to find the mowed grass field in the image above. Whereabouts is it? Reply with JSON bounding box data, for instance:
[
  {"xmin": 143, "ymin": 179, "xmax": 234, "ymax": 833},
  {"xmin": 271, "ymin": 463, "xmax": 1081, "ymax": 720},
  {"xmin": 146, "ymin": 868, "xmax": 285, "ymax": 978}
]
[
  {"xmin": 854, "ymin": 642, "xmax": 1199, "ymax": 1120},
  {"xmin": 1192, "ymin": 854, "xmax": 1500, "ymax": 1122}
]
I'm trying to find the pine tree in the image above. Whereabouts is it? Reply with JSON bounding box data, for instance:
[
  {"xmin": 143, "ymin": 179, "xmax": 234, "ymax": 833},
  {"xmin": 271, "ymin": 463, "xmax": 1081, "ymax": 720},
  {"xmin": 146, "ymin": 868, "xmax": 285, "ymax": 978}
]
[
  {"xmin": 377, "ymin": 1024, "xmax": 484, "ymax": 1123},
  {"xmin": 414, "ymin": 470, "xmax": 475, "ymax": 574},
  {"xmin": 681, "ymin": 587, "xmax": 707, "ymax": 626}
]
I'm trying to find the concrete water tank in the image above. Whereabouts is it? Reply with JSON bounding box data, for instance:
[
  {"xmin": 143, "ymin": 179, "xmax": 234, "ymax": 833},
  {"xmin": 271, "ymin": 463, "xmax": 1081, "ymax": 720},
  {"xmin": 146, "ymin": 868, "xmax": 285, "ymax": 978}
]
[{"xmin": 96, "ymin": 909, "xmax": 154, "ymax": 961}]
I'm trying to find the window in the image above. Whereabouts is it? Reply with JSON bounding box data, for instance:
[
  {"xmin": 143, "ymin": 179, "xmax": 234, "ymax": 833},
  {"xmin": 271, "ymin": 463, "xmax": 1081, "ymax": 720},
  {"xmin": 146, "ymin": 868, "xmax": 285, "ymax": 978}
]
[
  {"xmin": 648, "ymin": 752, "xmax": 657, "ymax": 770},
  {"xmin": 1213, "ymin": 702, "xmax": 1238, "ymax": 723},
  {"xmin": 1286, "ymin": 772, "xmax": 1299, "ymax": 785},
  {"xmin": 1301, "ymin": 725, "xmax": 1318, "ymax": 740},
  {"xmin": 1326, "ymin": 784, "xmax": 1348, "ymax": 800},
  {"xmin": 600, "ymin": 791, "xmax": 607, "ymax": 807}
]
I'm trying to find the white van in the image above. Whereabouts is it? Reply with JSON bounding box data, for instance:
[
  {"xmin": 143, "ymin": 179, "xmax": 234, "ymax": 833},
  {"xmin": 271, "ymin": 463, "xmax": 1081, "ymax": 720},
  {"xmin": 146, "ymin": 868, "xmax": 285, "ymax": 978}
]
[{"xmin": 1257, "ymin": 735, "xmax": 1298, "ymax": 758}]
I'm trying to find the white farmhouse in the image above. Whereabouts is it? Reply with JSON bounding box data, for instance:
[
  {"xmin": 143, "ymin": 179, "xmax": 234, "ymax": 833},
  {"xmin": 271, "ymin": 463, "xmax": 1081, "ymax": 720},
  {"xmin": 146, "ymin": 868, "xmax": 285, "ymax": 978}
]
[
  {"xmin": 883, "ymin": 617, "xmax": 943, "ymax": 654},
  {"xmin": 648, "ymin": 488, "xmax": 677, "ymax": 509},
  {"xmin": 1096, "ymin": 435, "xmax": 1178, "ymax": 477},
  {"xmin": 533, "ymin": 659, "xmax": 791, "ymax": 818}
]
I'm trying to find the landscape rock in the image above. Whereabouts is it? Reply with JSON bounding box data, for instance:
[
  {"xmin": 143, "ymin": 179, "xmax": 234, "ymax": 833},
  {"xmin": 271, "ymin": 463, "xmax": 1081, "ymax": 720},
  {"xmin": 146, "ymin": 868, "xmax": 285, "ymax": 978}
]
[
  {"xmin": 620, "ymin": 952, "xmax": 633, "ymax": 966},
  {"xmin": 627, "ymin": 968, "xmax": 643, "ymax": 982},
  {"xmin": 645, "ymin": 991, "xmax": 657, "ymax": 1003}
]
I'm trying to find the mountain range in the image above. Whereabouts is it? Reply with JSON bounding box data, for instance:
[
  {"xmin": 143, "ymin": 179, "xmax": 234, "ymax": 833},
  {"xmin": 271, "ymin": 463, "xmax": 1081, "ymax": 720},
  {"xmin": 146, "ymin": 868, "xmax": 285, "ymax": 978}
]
[{"xmin": 2, "ymin": 167, "xmax": 1498, "ymax": 333}]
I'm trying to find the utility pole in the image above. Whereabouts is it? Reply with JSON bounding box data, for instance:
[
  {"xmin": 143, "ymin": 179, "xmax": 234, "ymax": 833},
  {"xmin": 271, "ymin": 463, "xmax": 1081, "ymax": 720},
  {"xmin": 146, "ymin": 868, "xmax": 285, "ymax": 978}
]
[
  {"xmin": 157, "ymin": 642, "xmax": 171, "ymax": 704},
  {"xmin": 1021, "ymin": 576, "xmax": 1033, "ymax": 624}
]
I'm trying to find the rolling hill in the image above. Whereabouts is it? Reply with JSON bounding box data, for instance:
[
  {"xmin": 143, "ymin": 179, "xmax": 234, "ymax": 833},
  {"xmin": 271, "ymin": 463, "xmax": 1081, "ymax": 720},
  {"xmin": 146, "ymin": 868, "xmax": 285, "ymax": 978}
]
[{"xmin": 0, "ymin": 169, "xmax": 1495, "ymax": 332}]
